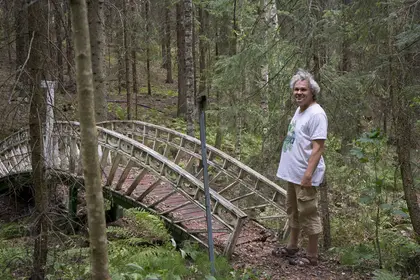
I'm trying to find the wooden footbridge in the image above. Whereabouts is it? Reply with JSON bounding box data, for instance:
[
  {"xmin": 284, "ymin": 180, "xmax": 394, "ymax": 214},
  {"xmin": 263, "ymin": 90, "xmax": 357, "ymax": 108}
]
[{"xmin": 0, "ymin": 121, "xmax": 287, "ymax": 258}]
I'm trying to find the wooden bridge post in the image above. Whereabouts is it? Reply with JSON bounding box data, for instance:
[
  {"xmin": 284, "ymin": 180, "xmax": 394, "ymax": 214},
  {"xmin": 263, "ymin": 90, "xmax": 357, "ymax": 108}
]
[
  {"xmin": 41, "ymin": 80, "xmax": 57, "ymax": 168},
  {"xmin": 68, "ymin": 183, "xmax": 79, "ymax": 220},
  {"xmin": 108, "ymin": 203, "xmax": 124, "ymax": 222},
  {"xmin": 223, "ymin": 216, "xmax": 246, "ymax": 259}
]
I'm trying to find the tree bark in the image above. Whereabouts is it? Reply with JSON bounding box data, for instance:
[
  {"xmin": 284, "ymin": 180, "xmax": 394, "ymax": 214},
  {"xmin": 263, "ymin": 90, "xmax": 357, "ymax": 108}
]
[
  {"xmin": 54, "ymin": 1, "xmax": 64, "ymax": 95},
  {"xmin": 69, "ymin": 0, "xmax": 110, "ymax": 278},
  {"xmin": 123, "ymin": 0, "xmax": 131, "ymax": 118},
  {"xmin": 184, "ymin": 0, "xmax": 195, "ymax": 136},
  {"xmin": 319, "ymin": 179, "xmax": 331, "ymax": 250},
  {"xmin": 395, "ymin": 98, "xmax": 420, "ymax": 243},
  {"xmin": 192, "ymin": 5, "xmax": 197, "ymax": 100},
  {"xmin": 88, "ymin": 0, "xmax": 107, "ymax": 122},
  {"xmin": 2, "ymin": 0, "xmax": 12, "ymax": 64},
  {"xmin": 65, "ymin": 1, "xmax": 74, "ymax": 87},
  {"xmin": 145, "ymin": 0, "xmax": 152, "ymax": 95},
  {"xmin": 131, "ymin": 1, "xmax": 139, "ymax": 119},
  {"xmin": 15, "ymin": 0, "xmax": 28, "ymax": 92},
  {"xmin": 176, "ymin": 2, "xmax": 187, "ymax": 117},
  {"xmin": 165, "ymin": 1, "xmax": 173, "ymax": 83},
  {"xmin": 161, "ymin": 4, "xmax": 167, "ymax": 69},
  {"xmin": 260, "ymin": 0, "xmax": 270, "ymax": 161},
  {"xmin": 198, "ymin": 4, "xmax": 208, "ymax": 98},
  {"xmin": 27, "ymin": 2, "xmax": 48, "ymax": 279}
]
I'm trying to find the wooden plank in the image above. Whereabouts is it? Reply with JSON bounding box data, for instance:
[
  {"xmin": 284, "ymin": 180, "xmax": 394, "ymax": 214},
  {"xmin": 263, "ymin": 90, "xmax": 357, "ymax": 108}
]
[
  {"xmin": 174, "ymin": 215, "xmax": 205, "ymax": 224},
  {"xmin": 230, "ymin": 192, "xmax": 254, "ymax": 202},
  {"xmin": 136, "ymin": 179, "xmax": 162, "ymax": 201},
  {"xmin": 218, "ymin": 181, "xmax": 239, "ymax": 194},
  {"xmin": 115, "ymin": 160, "xmax": 135, "ymax": 190},
  {"xmin": 147, "ymin": 189, "xmax": 177, "ymax": 207},
  {"xmin": 160, "ymin": 201, "xmax": 192, "ymax": 215},
  {"xmin": 243, "ymin": 203, "xmax": 270, "ymax": 210},
  {"xmin": 187, "ymin": 228, "xmax": 230, "ymax": 234},
  {"xmin": 106, "ymin": 154, "xmax": 122, "ymax": 186},
  {"xmin": 125, "ymin": 168, "xmax": 147, "ymax": 195},
  {"xmin": 223, "ymin": 216, "xmax": 245, "ymax": 259}
]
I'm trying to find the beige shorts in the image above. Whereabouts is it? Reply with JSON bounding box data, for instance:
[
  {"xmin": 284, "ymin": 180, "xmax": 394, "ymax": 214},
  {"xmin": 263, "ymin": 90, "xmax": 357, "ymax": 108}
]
[{"xmin": 286, "ymin": 182, "xmax": 322, "ymax": 236}]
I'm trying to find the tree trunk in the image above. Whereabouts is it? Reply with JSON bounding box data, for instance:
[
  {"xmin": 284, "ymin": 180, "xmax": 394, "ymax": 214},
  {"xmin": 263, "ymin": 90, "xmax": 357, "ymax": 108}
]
[
  {"xmin": 65, "ymin": 1, "xmax": 74, "ymax": 87},
  {"xmin": 27, "ymin": 2, "xmax": 48, "ymax": 279},
  {"xmin": 54, "ymin": 1, "xmax": 64, "ymax": 95},
  {"xmin": 395, "ymin": 98, "xmax": 420, "ymax": 243},
  {"xmin": 184, "ymin": 0, "xmax": 195, "ymax": 136},
  {"xmin": 387, "ymin": 3, "xmax": 420, "ymax": 242},
  {"xmin": 161, "ymin": 5, "xmax": 167, "ymax": 69},
  {"xmin": 176, "ymin": 2, "xmax": 187, "ymax": 117},
  {"xmin": 260, "ymin": 0, "xmax": 270, "ymax": 160},
  {"xmin": 15, "ymin": 0, "xmax": 28, "ymax": 93},
  {"xmin": 214, "ymin": 23, "xmax": 224, "ymax": 150},
  {"xmin": 2, "ymin": 0, "xmax": 12, "ymax": 64},
  {"xmin": 192, "ymin": 5, "xmax": 197, "ymax": 100},
  {"xmin": 132, "ymin": 49, "xmax": 138, "ymax": 119},
  {"xmin": 88, "ymin": 0, "xmax": 107, "ymax": 122},
  {"xmin": 69, "ymin": 0, "xmax": 111, "ymax": 278},
  {"xmin": 319, "ymin": 179, "xmax": 331, "ymax": 250},
  {"xmin": 198, "ymin": 4, "xmax": 208, "ymax": 99},
  {"xmin": 165, "ymin": 1, "xmax": 173, "ymax": 83},
  {"xmin": 123, "ymin": 0, "xmax": 131, "ymax": 118},
  {"xmin": 145, "ymin": 0, "xmax": 152, "ymax": 95},
  {"xmin": 131, "ymin": 1, "xmax": 139, "ymax": 119}
]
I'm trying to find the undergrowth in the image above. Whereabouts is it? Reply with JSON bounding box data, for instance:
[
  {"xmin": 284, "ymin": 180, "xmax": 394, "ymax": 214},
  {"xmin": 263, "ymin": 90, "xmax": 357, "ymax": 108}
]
[{"xmin": 0, "ymin": 208, "xmax": 265, "ymax": 280}]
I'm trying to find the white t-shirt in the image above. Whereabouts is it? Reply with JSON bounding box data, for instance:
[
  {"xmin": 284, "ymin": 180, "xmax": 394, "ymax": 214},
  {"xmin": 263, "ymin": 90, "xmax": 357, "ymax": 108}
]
[{"xmin": 276, "ymin": 103, "xmax": 328, "ymax": 186}]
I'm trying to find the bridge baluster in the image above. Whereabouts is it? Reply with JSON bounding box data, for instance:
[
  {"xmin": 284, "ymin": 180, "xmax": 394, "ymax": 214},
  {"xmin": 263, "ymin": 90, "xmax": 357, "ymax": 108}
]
[{"xmin": 0, "ymin": 122, "xmax": 248, "ymax": 259}]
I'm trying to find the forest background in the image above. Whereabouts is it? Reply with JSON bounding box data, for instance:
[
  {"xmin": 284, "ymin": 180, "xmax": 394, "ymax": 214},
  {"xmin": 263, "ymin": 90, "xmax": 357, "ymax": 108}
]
[{"xmin": 0, "ymin": 0, "xmax": 419, "ymax": 279}]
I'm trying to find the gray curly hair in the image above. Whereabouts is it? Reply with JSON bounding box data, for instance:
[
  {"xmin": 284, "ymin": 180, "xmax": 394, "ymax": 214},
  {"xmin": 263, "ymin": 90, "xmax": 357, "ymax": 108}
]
[{"xmin": 289, "ymin": 69, "xmax": 320, "ymax": 100}]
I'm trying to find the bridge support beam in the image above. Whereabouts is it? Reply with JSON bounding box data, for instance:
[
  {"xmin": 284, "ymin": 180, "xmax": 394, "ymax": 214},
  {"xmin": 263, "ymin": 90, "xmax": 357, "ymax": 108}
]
[
  {"xmin": 107, "ymin": 203, "xmax": 124, "ymax": 222},
  {"xmin": 68, "ymin": 184, "xmax": 79, "ymax": 219}
]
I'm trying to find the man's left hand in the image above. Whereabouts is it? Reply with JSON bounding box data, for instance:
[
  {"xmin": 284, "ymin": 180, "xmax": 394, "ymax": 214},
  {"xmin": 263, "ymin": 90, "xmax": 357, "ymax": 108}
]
[{"xmin": 301, "ymin": 173, "xmax": 312, "ymax": 187}]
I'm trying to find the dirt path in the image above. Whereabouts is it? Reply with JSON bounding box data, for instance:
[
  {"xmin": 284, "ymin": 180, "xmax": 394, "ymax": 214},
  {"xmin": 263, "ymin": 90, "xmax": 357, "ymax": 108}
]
[{"xmin": 229, "ymin": 220, "xmax": 369, "ymax": 280}]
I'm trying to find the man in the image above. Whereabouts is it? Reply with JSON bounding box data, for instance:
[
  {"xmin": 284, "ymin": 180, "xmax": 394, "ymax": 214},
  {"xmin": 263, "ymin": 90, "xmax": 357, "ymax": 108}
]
[{"xmin": 275, "ymin": 69, "xmax": 327, "ymax": 266}]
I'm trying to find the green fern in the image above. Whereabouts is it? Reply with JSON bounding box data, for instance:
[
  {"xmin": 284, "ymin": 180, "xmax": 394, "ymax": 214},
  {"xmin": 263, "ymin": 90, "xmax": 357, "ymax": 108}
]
[
  {"xmin": 112, "ymin": 237, "xmax": 159, "ymax": 247},
  {"xmin": 107, "ymin": 226, "xmax": 136, "ymax": 240},
  {"xmin": 372, "ymin": 269, "xmax": 400, "ymax": 280},
  {"xmin": 123, "ymin": 208, "xmax": 171, "ymax": 242},
  {"xmin": 0, "ymin": 223, "xmax": 28, "ymax": 239},
  {"xmin": 0, "ymin": 240, "xmax": 32, "ymax": 279}
]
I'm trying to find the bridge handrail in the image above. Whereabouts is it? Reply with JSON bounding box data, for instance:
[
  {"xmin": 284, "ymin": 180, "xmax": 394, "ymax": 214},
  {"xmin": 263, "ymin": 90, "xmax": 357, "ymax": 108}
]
[
  {"xmin": 98, "ymin": 120, "xmax": 287, "ymax": 212},
  {"xmin": 0, "ymin": 122, "xmax": 247, "ymax": 219},
  {"xmin": 0, "ymin": 122, "xmax": 247, "ymax": 257}
]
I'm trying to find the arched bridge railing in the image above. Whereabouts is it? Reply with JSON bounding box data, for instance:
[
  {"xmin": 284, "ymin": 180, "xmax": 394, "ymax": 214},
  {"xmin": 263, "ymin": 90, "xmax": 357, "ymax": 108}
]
[
  {"xmin": 98, "ymin": 121, "xmax": 287, "ymax": 224},
  {"xmin": 0, "ymin": 122, "xmax": 247, "ymax": 257}
]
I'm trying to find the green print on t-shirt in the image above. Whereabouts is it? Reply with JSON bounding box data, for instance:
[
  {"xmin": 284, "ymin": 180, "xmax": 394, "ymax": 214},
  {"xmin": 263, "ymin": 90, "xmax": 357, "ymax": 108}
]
[{"xmin": 282, "ymin": 121, "xmax": 296, "ymax": 152}]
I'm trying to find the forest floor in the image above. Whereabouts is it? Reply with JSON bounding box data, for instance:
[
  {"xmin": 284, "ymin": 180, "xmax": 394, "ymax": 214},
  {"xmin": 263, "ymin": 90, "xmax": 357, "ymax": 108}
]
[
  {"xmin": 0, "ymin": 193, "xmax": 371, "ymax": 280},
  {"xmin": 0, "ymin": 51, "xmax": 373, "ymax": 279}
]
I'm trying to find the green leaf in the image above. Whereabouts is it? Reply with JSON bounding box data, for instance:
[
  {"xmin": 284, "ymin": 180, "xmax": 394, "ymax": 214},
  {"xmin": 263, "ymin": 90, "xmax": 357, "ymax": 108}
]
[
  {"xmin": 145, "ymin": 274, "xmax": 161, "ymax": 280},
  {"xmin": 359, "ymin": 157, "xmax": 369, "ymax": 163},
  {"xmin": 379, "ymin": 203, "xmax": 392, "ymax": 210},
  {"xmin": 368, "ymin": 130, "xmax": 381, "ymax": 139},
  {"xmin": 205, "ymin": 276, "xmax": 217, "ymax": 280},
  {"xmin": 350, "ymin": 147, "xmax": 365, "ymax": 159},
  {"xmin": 392, "ymin": 209, "xmax": 409, "ymax": 219},
  {"xmin": 372, "ymin": 269, "xmax": 400, "ymax": 280},
  {"xmin": 358, "ymin": 136, "xmax": 374, "ymax": 143},
  {"xmin": 126, "ymin": 263, "xmax": 144, "ymax": 272},
  {"xmin": 360, "ymin": 195, "xmax": 373, "ymax": 204}
]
